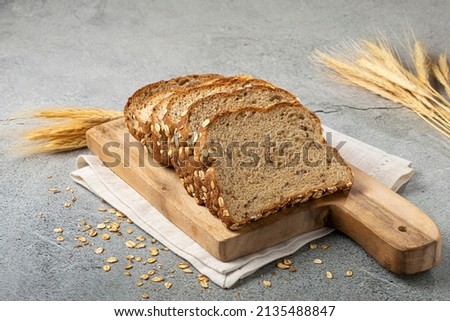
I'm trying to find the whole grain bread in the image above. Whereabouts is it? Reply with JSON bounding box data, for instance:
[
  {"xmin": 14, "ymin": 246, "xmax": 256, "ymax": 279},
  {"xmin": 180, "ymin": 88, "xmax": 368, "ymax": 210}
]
[
  {"xmin": 124, "ymin": 73, "xmax": 223, "ymax": 146},
  {"xmin": 149, "ymin": 75, "xmax": 274, "ymax": 165},
  {"xmin": 192, "ymin": 103, "xmax": 354, "ymax": 229},
  {"xmin": 172, "ymin": 85, "xmax": 301, "ymax": 202}
]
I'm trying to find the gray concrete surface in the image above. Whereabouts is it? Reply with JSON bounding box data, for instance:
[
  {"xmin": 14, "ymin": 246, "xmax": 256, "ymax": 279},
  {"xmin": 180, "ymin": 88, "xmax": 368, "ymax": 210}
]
[{"xmin": 0, "ymin": 0, "xmax": 449, "ymax": 301}]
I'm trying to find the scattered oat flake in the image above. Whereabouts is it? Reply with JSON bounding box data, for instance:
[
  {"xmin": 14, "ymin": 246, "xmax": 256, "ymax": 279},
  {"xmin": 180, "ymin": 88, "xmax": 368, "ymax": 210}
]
[
  {"xmin": 48, "ymin": 188, "xmax": 60, "ymax": 194},
  {"xmin": 140, "ymin": 274, "xmax": 150, "ymax": 280},
  {"xmin": 262, "ymin": 280, "xmax": 271, "ymax": 288},
  {"xmin": 126, "ymin": 255, "xmax": 135, "ymax": 261},
  {"xmin": 200, "ymin": 279, "xmax": 209, "ymax": 289},
  {"xmin": 56, "ymin": 235, "xmax": 65, "ymax": 242},
  {"xmin": 161, "ymin": 247, "xmax": 170, "ymax": 251},
  {"xmin": 136, "ymin": 281, "xmax": 143, "ymax": 286},
  {"xmin": 82, "ymin": 224, "xmax": 92, "ymax": 232},
  {"xmin": 198, "ymin": 274, "xmax": 208, "ymax": 281},
  {"xmin": 126, "ymin": 240, "xmax": 137, "ymax": 248},
  {"xmin": 313, "ymin": 259, "xmax": 323, "ymax": 264},
  {"xmin": 346, "ymin": 270, "xmax": 353, "ymax": 277},
  {"xmin": 150, "ymin": 248, "xmax": 159, "ymax": 256},
  {"xmin": 147, "ymin": 269, "xmax": 156, "ymax": 276},
  {"xmin": 289, "ymin": 266, "xmax": 297, "ymax": 273},
  {"xmin": 146, "ymin": 258, "xmax": 157, "ymax": 264},
  {"xmin": 64, "ymin": 202, "xmax": 71, "ymax": 208},
  {"xmin": 135, "ymin": 243, "xmax": 146, "ymax": 249},
  {"xmin": 326, "ymin": 271, "xmax": 334, "ymax": 279},
  {"xmin": 283, "ymin": 258, "xmax": 292, "ymax": 266},
  {"xmin": 164, "ymin": 282, "xmax": 172, "ymax": 289},
  {"xmin": 71, "ymin": 196, "xmax": 77, "ymax": 202},
  {"xmin": 53, "ymin": 228, "xmax": 63, "ymax": 233},
  {"xmin": 124, "ymin": 272, "xmax": 131, "ymax": 277},
  {"xmin": 151, "ymin": 276, "xmax": 164, "ymax": 283},
  {"xmin": 97, "ymin": 223, "xmax": 106, "ymax": 229},
  {"xmin": 77, "ymin": 236, "xmax": 87, "ymax": 243},
  {"xmin": 321, "ymin": 244, "xmax": 329, "ymax": 250},
  {"xmin": 276, "ymin": 262, "xmax": 289, "ymax": 270},
  {"xmin": 65, "ymin": 186, "xmax": 72, "ymax": 192},
  {"xmin": 101, "ymin": 233, "xmax": 110, "ymax": 240},
  {"xmin": 106, "ymin": 257, "xmax": 118, "ymax": 263},
  {"xmin": 141, "ymin": 293, "xmax": 149, "ymax": 300},
  {"xmin": 151, "ymin": 238, "xmax": 156, "ymax": 243},
  {"xmin": 136, "ymin": 235, "xmax": 146, "ymax": 242},
  {"xmin": 135, "ymin": 256, "xmax": 142, "ymax": 262},
  {"xmin": 124, "ymin": 265, "xmax": 133, "ymax": 270},
  {"xmin": 108, "ymin": 208, "xmax": 117, "ymax": 214},
  {"xmin": 89, "ymin": 229, "xmax": 97, "ymax": 237},
  {"xmin": 309, "ymin": 243, "xmax": 317, "ymax": 250},
  {"xmin": 94, "ymin": 247, "xmax": 104, "ymax": 254},
  {"xmin": 103, "ymin": 265, "xmax": 111, "ymax": 272},
  {"xmin": 126, "ymin": 228, "xmax": 134, "ymax": 234},
  {"xmin": 182, "ymin": 268, "xmax": 193, "ymax": 274},
  {"xmin": 97, "ymin": 207, "xmax": 107, "ymax": 212},
  {"xmin": 127, "ymin": 218, "xmax": 133, "ymax": 224},
  {"xmin": 177, "ymin": 262, "xmax": 189, "ymax": 269}
]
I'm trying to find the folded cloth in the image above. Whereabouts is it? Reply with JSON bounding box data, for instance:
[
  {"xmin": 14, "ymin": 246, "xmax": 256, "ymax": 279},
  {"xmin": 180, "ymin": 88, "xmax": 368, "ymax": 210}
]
[{"xmin": 70, "ymin": 126, "xmax": 413, "ymax": 288}]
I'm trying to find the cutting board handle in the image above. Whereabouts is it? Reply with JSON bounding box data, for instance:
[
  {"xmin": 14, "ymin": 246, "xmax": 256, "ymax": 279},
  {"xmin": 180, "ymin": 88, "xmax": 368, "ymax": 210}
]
[{"xmin": 320, "ymin": 166, "xmax": 441, "ymax": 274}]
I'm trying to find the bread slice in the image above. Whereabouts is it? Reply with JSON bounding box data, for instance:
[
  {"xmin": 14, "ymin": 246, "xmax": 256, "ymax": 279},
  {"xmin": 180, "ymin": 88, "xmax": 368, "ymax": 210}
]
[
  {"xmin": 193, "ymin": 102, "xmax": 354, "ymax": 230},
  {"xmin": 124, "ymin": 73, "xmax": 223, "ymax": 146},
  {"xmin": 150, "ymin": 75, "xmax": 274, "ymax": 165},
  {"xmin": 172, "ymin": 85, "xmax": 300, "ymax": 203}
]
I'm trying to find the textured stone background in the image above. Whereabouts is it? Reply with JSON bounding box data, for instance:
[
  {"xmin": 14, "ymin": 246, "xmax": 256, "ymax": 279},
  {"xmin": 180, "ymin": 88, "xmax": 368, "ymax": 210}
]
[{"xmin": 0, "ymin": 0, "xmax": 449, "ymax": 300}]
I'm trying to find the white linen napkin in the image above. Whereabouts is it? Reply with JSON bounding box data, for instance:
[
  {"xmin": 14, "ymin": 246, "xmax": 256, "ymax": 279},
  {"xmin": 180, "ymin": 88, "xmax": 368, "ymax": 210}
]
[{"xmin": 70, "ymin": 126, "xmax": 413, "ymax": 288}]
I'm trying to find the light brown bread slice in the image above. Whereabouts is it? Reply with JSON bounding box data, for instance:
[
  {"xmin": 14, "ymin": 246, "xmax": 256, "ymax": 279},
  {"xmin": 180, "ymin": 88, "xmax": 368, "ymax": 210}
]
[
  {"xmin": 150, "ymin": 75, "xmax": 273, "ymax": 164},
  {"xmin": 124, "ymin": 73, "xmax": 223, "ymax": 145},
  {"xmin": 193, "ymin": 103, "xmax": 354, "ymax": 230},
  {"xmin": 172, "ymin": 85, "xmax": 300, "ymax": 203}
]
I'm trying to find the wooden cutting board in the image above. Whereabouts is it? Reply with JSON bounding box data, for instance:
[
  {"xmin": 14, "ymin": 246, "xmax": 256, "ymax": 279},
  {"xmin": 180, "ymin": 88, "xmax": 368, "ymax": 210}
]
[{"xmin": 86, "ymin": 118, "xmax": 441, "ymax": 274}]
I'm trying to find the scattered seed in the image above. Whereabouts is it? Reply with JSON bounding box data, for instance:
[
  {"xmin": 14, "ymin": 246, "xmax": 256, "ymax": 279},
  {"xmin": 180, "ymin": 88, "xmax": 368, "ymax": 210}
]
[
  {"xmin": 101, "ymin": 233, "xmax": 110, "ymax": 240},
  {"xmin": 321, "ymin": 243, "xmax": 329, "ymax": 250},
  {"xmin": 97, "ymin": 207, "xmax": 107, "ymax": 212},
  {"xmin": 106, "ymin": 257, "xmax": 118, "ymax": 263},
  {"xmin": 177, "ymin": 262, "xmax": 189, "ymax": 269},
  {"xmin": 77, "ymin": 236, "xmax": 87, "ymax": 243},
  {"xmin": 201, "ymin": 119, "xmax": 210, "ymax": 127},
  {"xmin": 141, "ymin": 293, "xmax": 149, "ymax": 299},
  {"xmin": 149, "ymin": 248, "xmax": 159, "ymax": 256},
  {"xmin": 82, "ymin": 224, "xmax": 92, "ymax": 232},
  {"xmin": 283, "ymin": 258, "xmax": 292, "ymax": 266},
  {"xmin": 124, "ymin": 264, "xmax": 133, "ymax": 270},
  {"xmin": 135, "ymin": 243, "xmax": 146, "ymax": 249},
  {"xmin": 313, "ymin": 259, "xmax": 323, "ymax": 265},
  {"xmin": 97, "ymin": 223, "xmax": 106, "ymax": 230},
  {"xmin": 276, "ymin": 262, "xmax": 290, "ymax": 270},
  {"xmin": 48, "ymin": 188, "xmax": 60, "ymax": 194},
  {"xmin": 126, "ymin": 240, "xmax": 137, "ymax": 248},
  {"xmin": 151, "ymin": 276, "xmax": 164, "ymax": 283},
  {"xmin": 136, "ymin": 281, "xmax": 143, "ymax": 286},
  {"xmin": 71, "ymin": 196, "xmax": 77, "ymax": 202},
  {"xmin": 127, "ymin": 218, "xmax": 133, "ymax": 224},
  {"xmin": 89, "ymin": 229, "xmax": 97, "ymax": 237},
  {"xmin": 182, "ymin": 268, "xmax": 193, "ymax": 274},
  {"xmin": 218, "ymin": 197, "xmax": 224, "ymax": 208},
  {"xmin": 135, "ymin": 256, "xmax": 142, "ymax": 262},
  {"xmin": 161, "ymin": 247, "xmax": 169, "ymax": 251},
  {"xmin": 147, "ymin": 269, "xmax": 156, "ymax": 276},
  {"xmin": 53, "ymin": 228, "xmax": 63, "ymax": 233},
  {"xmin": 326, "ymin": 271, "xmax": 334, "ymax": 279},
  {"xmin": 116, "ymin": 212, "xmax": 126, "ymax": 219},
  {"xmin": 65, "ymin": 186, "xmax": 72, "ymax": 192},
  {"xmin": 198, "ymin": 274, "xmax": 208, "ymax": 281},
  {"xmin": 107, "ymin": 222, "xmax": 120, "ymax": 232},
  {"xmin": 126, "ymin": 228, "xmax": 134, "ymax": 234},
  {"xmin": 151, "ymin": 238, "xmax": 156, "ymax": 243},
  {"xmin": 200, "ymin": 279, "xmax": 209, "ymax": 289},
  {"xmin": 140, "ymin": 274, "xmax": 150, "ymax": 280},
  {"xmin": 94, "ymin": 247, "xmax": 104, "ymax": 254},
  {"xmin": 126, "ymin": 255, "xmax": 135, "ymax": 261},
  {"xmin": 56, "ymin": 235, "xmax": 65, "ymax": 242},
  {"xmin": 165, "ymin": 282, "xmax": 172, "ymax": 289},
  {"xmin": 346, "ymin": 270, "xmax": 353, "ymax": 277},
  {"xmin": 103, "ymin": 265, "xmax": 111, "ymax": 272},
  {"xmin": 136, "ymin": 235, "xmax": 146, "ymax": 242},
  {"xmin": 146, "ymin": 258, "xmax": 157, "ymax": 264},
  {"xmin": 64, "ymin": 202, "xmax": 71, "ymax": 208},
  {"xmin": 309, "ymin": 243, "xmax": 317, "ymax": 250},
  {"xmin": 262, "ymin": 280, "xmax": 271, "ymax": 288},
  {"xmin": 124, "ymin": 272, "xmax": 131, "ymax": 277},
  {"xmin": 108, "ymin": 208, "xmax": 117, "ymax": 214}
]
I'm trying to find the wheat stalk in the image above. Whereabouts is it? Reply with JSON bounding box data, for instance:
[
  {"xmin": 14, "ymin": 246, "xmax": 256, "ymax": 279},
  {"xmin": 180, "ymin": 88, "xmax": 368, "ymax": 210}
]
[
  {"xmin": 315, "ymin": 38, "xmax": 450, "ymax": 139},
  {"xmin": 14, "ymin": 108, "xmax": 123, "ymax": 154}
]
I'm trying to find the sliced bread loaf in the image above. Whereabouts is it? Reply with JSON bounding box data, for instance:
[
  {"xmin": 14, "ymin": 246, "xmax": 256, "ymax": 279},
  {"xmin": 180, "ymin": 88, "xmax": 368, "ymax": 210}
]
[
  {"xmin": 124, "ymin": 73, "xmax": 223, "ymax": 145},
  {"xmin": 193, "ymin": 103, "xmax": 354, "ymax": 230},
  {"xmin": 172, "ymin": 85, "xmax": 300, "ymax": 203},
  {"xmin": 149, "ymin": 75, "xmax": 274, "ymax": 164}
]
